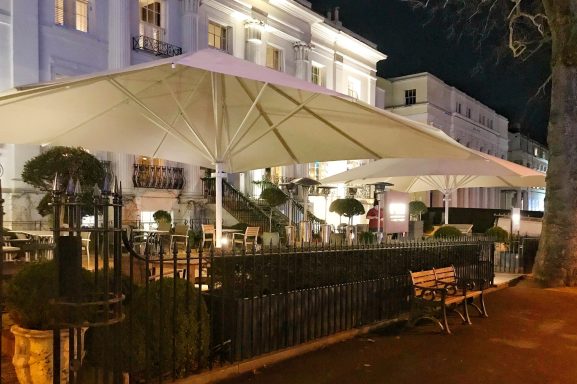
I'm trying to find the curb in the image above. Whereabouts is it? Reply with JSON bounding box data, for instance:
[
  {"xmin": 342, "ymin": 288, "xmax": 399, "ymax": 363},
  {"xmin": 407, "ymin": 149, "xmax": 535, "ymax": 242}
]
[{"xmin": 177, "ymin": 275, "xmax": 526, "ymax": 384}]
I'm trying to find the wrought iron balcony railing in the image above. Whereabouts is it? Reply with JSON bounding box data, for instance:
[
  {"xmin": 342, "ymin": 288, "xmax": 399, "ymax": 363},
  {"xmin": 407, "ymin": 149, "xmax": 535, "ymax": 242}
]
[
  {"xmin": 132, "ymin": 35, "xmax": 182, "ymax": 58},
  {"xmin": 133, "ymin": 164, "xmax": 185, "ymax": 190}
]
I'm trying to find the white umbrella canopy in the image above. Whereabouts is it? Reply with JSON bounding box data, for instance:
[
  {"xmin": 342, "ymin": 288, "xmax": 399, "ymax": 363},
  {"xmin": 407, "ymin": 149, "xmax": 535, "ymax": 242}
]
[
  {"xmin": 0, "ymin": 49, "xmax": 480, "ymax": 244},
  {"xmin": 321, "ymin": 151, "xmax": 546, "ymax": 224}
]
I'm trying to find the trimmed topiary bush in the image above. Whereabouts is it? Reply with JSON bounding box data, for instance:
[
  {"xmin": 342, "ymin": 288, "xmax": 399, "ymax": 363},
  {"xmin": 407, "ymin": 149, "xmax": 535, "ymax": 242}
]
[
  {"xmin": 5, "ymin": 260, "xmax": 96, "ymax": 330},
  {"xmin": 84, "ymin": 277, "xmax": 210, "ymax": 379},
  {"xmin": 409, "ymin": 201, "xmax": 428, "ymax": 221},
  {"xmin": 153, "ymin": 210, "xmax": 172, "ymax": 224},
  {"xmin": 485, "ymin": 226, "xmax": 509, "ymax": 242},
  {"xmin": 433, "ymin": 225, "xmax": 463, "ymax": 238},
  {"xmin": 329, "ymin": 198, "xmax": 365, "ymax": 225}
]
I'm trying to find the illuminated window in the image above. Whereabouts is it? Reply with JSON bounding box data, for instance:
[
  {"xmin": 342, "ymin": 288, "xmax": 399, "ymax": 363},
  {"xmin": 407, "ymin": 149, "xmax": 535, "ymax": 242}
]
[
  {"xmin": 404, "ymin": 89, "xmax": 416, "ymax": 105},
  {"xmin": 312, "ymin": 64, "xmax": 324, "ymax": 86},
  {"xmin": 348, "ymin": 77, "xmax": 361, "ymax": 99},
  {"xmin": 76, "ymin": 0, "xmax": 88, "ymax": 32},
  {"xmin": 266, "ymin": 45, "xmax": 283, "ymax": 71},
  {"xmin": 55, "ymin": 0, "xmax": 64, "ymax": 25},
  {"xmin": 208, "ymin": 21, "xmax": 228, "ymax": 51}
]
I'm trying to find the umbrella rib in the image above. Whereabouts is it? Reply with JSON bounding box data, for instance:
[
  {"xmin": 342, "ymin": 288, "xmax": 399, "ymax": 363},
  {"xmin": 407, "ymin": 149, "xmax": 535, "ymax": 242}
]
[
  {"xmin": 108, "ymin": 78, "xmax": 209, "ymax": 152},
  {"xmin": 222, "ymin": 79, "xmax": 269, "ymax": 159},
  {"xmin": 268, "ymin": 85, "xmax": 381, "ymax": 158},
  {"xmin": 229, "ymin": 93, "xmax": 320, "ymax": 162},
  {"xmin": 162, "ymin": 80, "xmax": 215, "ymax": 160}
]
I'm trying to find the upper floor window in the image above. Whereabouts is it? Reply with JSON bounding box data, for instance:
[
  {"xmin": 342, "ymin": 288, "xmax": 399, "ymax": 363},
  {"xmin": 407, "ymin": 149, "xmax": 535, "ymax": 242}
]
[
  {"xmin": 489, "ymin": 119, "xmax": 493, "ymax": 129},
  {"xmin": 208, "ymin": 21, "xmax": 228, "ymax": 52},
  {"xmin": 466, "ymin": 107, "xmax": 471, "ymax": 118},
  {"xmin": 311, "ymin": 64, "xmax": 325, "ymax": 86},
  {"xmin": 141, "ymin": 1, "xmax": 161, "ymax": 27},
  {"xmin": 76, "ymin": 0, "xmax": 88, "ymax": 32},
  {"xmin": 404, "ymin": 89, "xmax": 416, "ymax": 105},
  {"xmin": 55, "ymin": 0, "xmax": 64, "ymax": 25},
  {"xmin": 55, "ymin": 0, "xmax": 88, "ymax": 32},
  {"xmin": 456, "ymin": 102, "xmax": 462, "ymax": 114},
  {"xmin": 348, "ymin": 77, "xmax": 361, "ymax": 100},
  {"xmin": 266, "ymin": 45, "xmax": 283, "ymax": 71}
]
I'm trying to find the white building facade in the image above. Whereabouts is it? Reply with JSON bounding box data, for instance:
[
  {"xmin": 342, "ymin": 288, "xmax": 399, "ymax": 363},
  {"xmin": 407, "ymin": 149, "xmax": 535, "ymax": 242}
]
[
  {"xmin": 0, "ymin": 0, "xmax": 385, "ymax": 226},
  {"xmin": 377, "ymin": 73, "xmax": 511, "ymax": 211},
  {"xmin": 505, "ymin": 131, "xmax": 547, "ymax": 211}
]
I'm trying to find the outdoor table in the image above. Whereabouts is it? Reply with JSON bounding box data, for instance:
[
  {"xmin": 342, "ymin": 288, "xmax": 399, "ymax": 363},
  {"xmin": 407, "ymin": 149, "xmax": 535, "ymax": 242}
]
[
  {"xmin": 131, "ymin": 229, "xmax": 170, "ymax": 253},
  {"xmin": 2, "ymin": 246, "xmax": 21, "ymax": 261},
  {"xmin": 9, "ymin": 231, "xmax": 54, "ymax": 260}
]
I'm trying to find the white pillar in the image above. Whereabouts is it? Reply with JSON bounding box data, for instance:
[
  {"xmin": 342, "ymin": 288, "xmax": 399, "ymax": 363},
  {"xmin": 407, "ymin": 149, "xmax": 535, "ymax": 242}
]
[
  {"xmin": 110, "ymin": 152, "xmax": 134, "ymax": 197},
  {"xmin": 443, "ymin": 192, "xmax": 450, "ymax": 225},
  {"xmin": 181, "ymin": 0, "xmax": 199, "ymax": 53},
  {"xmin": 245, "ymin": 20, "xmax": 264, "ymax": 64},
  {"xmin": 293, "ymin": 41, "xmax": 311, "ymax": 81},
  {"xmin": 108, "ymin": 0, "xmax": 131, "ymax": 70}
]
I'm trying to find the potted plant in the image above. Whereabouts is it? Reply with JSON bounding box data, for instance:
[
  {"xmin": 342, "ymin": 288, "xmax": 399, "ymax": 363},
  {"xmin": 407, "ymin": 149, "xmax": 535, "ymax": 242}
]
[
  {"xmin": 5, "ymin": 260, "xmax": 95, "ymax": 384},
  {"xmin": 329, "ymin": 198, "xmax": 365, "ymax": 245},
  {"xmin": 152, "ymin": 209, "xmax": 172, "ymax": 225},
  {"xmin": 259, "ymin": 187, "xmax": 288, "ymax": 247},
  {"xmin": 409, "ymin": 200, "xmax": 428, "ymax": 239}
]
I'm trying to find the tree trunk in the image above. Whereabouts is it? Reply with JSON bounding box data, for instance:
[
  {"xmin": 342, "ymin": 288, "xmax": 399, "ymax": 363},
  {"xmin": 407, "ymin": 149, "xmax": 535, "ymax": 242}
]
[{"xmin": 533, "ymin": 0, "xmax": 577, "ymax": 286}]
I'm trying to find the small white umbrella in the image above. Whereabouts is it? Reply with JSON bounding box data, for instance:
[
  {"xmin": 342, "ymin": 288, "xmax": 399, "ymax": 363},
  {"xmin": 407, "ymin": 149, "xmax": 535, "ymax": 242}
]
[
  {"xmin": 0, "ymin": 49, "xmax": 480, "ymax": 245},
  {"xmin": 321, "ymin": 151, "xmax": 546, "ymax": 224}
]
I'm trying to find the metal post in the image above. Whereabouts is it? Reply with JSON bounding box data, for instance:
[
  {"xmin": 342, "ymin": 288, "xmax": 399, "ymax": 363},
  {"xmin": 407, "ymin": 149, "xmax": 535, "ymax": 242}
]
[{"xmin": 215, "ymin": 162, "xmax": 224, "ymax": 248}]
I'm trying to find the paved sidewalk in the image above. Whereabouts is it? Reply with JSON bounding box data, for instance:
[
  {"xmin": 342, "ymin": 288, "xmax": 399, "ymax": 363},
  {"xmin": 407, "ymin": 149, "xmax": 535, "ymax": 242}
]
[{"xmin": 217, "ymin": 277, "xmax": 577, "ymax": 384}]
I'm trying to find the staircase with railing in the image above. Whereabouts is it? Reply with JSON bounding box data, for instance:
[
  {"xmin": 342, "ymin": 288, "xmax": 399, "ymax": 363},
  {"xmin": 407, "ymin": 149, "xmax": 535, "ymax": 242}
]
[
  {"xmin": 202, "ymin": 178, "xmax": 276, "ymax": 231},
  {"xmin": 202, "ymin": 178, "xmax": 325, "ymax": 235}
]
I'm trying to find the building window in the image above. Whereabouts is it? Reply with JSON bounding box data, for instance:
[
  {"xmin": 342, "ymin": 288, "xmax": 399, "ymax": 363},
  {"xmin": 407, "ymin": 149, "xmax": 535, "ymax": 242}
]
[
  {"xmin": 76, "ymin": 0, "xmax": 88, "ymax": 32},
  {"xmin": 404, "ymin": 89, "xmax": 416, "ymax": 105},
  {"xmin": 348, "ymin": 77, "xmax": 361, "ymax": 99},
  {"xmin": 489, "ymin": 119, "xmax": 493, "ymax": 129},
  {"xmin": 208, "ymin": 21, "xmax": 228, "ymax": 52},
  {"xmin": 456, "ymin": 102, "xmax": 462, "ymax": 114},
  {"xmin": 141, "ymin": 1, "xmax": 161, "ymax": 27},
  {"xmin": 266, "ymin": 45, "xmax": 283, "ymax": 71},
  {"xmin": 140, "ymin": 1, "xmax": 164, "ymax": 44},
  {"xmin": 466, "ymin": 108, "xmax": 471, "ymax": 118},
  {"xmin": 55, "ymin": 0, "xmax": 64, "ymax": 25},
  {"xmin": 312, "ymin": 64, "xmax": 324, "ymax": 86},
  {"xmin": 534, "ymin": 147, "xmax": 539, "ymax": 157}
]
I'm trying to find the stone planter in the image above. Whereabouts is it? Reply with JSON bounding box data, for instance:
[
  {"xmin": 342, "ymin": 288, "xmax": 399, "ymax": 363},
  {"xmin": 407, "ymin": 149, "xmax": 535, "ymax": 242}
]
[
  {"xmin": 262, "ymin": 232, "xmax": 280, "ymax": 248},
  {"xmin": 11, "ymin": 325, "xmax": 86, "ymax": 384},
  {"xmin": 409, "ymin": 221, "xmax": 424, "ymax": 239}
]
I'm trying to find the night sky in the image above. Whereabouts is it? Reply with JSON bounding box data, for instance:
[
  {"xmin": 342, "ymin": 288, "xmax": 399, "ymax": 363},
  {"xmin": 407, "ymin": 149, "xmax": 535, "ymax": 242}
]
[{"xmin": 307, "ymin": 0, "xmax": 551, "ymax": 145}]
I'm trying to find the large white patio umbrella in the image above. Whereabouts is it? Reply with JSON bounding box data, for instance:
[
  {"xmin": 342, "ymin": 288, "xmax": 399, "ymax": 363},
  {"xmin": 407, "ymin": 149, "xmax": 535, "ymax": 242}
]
[
  {"xmin": 321, "ymin": 151, "xmax": 546, "ymax": 224},
  {"xmin": 0, "ymin": 49, "xmax": 480, "ymax": 245}
]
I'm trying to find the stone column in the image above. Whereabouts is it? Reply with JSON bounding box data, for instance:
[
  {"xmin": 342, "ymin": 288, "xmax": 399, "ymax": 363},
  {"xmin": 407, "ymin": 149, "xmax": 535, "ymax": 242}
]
[
  {"xmin": 108, "ymin": 0, "xmax": 131, "ymax": 70},
  {"xmin": 293, "ymin": 41, "xmax": 311, "ymax": 81},
  {"xmin": 110, "ymin": 152, "xmax": 135, "ymax": 197},
  {"xmin": 244, "ymin": 19, "xmax": 264, "ymax": 64},
  {"xmin": 181, "ymin": 0, "xmax": 200, "ymax": 53}
]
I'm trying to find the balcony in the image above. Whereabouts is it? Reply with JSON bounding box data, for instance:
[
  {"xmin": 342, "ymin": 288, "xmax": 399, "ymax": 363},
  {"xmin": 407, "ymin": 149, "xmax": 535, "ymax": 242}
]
[
  {"xmin": 133, "ymin": 164, "xmax": 185, "ymax": 190},
  {"xmin": 132, "ymin": 35, "xmax": 182, "ymax": 58}
]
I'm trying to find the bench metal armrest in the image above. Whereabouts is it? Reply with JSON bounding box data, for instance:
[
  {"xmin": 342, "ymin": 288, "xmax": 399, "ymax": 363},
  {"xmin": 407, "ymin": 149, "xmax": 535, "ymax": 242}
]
[
  {"xmin": 413, "ymin": 285, "xmax": 447, "ymax": 301},
  {"xmin": 456, "ymin": 277, "xmax": 486, "ymax": 291},
  {"xmin": 436, "ymin": 281, "xmax": 460, "ymax": 296}
]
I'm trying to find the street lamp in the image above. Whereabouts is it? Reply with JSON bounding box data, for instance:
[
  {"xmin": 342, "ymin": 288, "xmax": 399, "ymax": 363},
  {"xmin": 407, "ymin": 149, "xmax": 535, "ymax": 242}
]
[
  {"xmin": 292, "ymin": 177, "xmax": 321, "ymax": 243},
  {"xmin": 317, "ymin": 185, "xmax": 336, "ymax": 244}
]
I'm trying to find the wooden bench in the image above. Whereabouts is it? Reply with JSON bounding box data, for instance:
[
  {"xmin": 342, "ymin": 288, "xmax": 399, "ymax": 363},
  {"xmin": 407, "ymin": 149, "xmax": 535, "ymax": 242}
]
[{"xmin": 408, "ymin": 266, "xmax": 488, "ymax": 334}]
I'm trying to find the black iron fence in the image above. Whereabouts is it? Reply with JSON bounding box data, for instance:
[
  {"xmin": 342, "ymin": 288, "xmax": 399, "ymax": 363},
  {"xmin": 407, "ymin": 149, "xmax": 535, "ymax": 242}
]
[
  {"xmin": 1, "ymin": 178, "xmax": 497, "ymax": 383},
  {"xmin": 494, "ymin": 237, "xmax": 540, "ymax": 274}
]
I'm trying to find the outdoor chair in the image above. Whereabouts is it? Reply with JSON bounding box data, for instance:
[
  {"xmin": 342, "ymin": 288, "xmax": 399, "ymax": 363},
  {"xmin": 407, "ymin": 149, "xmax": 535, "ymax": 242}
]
[
  {"xmin": 202, "ymin": 224, "xmax": 216, "ymax": 248},
  {"xmin": 233, "ymin": 227, "xmax": 260, "ymax": 250},
  {"xmin": 170, "ymin": 224, "xmax": 189, "ymax": 252}
]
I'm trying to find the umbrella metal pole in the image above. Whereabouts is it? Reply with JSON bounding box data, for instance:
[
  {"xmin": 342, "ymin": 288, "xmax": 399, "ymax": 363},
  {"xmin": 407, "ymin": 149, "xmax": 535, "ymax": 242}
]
[
  {"xmin": 215, "ymin": 162, "xmax": 224, "ymax": 247},
  {"xmin": 443, "ymin": 192, "xmax": 450, "ymax": 225}
]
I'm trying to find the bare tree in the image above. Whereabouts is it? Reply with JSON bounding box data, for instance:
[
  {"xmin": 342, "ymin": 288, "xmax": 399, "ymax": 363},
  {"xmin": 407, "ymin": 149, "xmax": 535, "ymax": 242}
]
[{"xmin": 405, "ymin": 0, "xmax": 577, "ymax": 287}]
